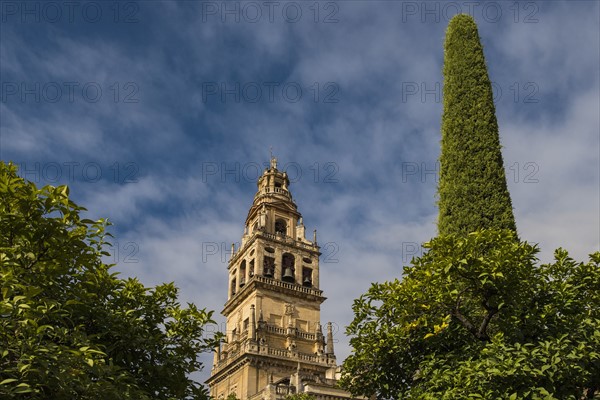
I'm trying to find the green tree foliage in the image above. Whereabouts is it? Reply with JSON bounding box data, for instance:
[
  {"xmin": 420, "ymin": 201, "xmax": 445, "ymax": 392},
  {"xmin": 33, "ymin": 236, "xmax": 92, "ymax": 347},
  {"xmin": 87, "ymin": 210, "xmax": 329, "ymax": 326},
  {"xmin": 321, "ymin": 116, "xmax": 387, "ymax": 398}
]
[
  {"xmin": 340, "ymin": 230, "xmax": 600, "ymax": 399},
  {"xmin": 0, "ymin": 162, "xmax": 222, "ymax": 399},
  {"xmin": 285, "ymin": 393, "xmax": 316, "ymax": 400},
  {"xmin": 438, "ymin": 14, "xmax": 517, "ymax": 236}
]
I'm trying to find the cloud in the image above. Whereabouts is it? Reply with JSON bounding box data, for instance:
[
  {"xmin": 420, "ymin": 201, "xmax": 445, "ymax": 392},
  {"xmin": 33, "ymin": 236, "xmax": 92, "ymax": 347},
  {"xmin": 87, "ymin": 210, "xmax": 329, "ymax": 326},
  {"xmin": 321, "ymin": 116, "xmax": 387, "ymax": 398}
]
[
  {"xmin": 2, "ymin": 0, "xmax": 598, "ymax": 386},
  {"xmin": 504, "ymin": 87, "xmax": 600, "ymax": 262}
]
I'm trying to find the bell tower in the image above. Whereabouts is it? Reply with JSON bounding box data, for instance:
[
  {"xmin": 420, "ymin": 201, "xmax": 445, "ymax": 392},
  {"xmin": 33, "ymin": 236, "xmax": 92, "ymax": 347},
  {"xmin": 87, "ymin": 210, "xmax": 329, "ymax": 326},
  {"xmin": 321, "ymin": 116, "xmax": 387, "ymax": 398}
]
[{"xmin": 207, "ymin": 158, "xmax": 350, "ymax": 400}]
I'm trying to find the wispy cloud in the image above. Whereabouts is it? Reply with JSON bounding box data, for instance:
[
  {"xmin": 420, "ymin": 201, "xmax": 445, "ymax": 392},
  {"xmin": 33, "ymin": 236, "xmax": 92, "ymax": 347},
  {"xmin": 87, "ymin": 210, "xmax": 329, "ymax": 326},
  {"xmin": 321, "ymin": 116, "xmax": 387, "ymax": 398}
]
[{"xmin": 1, "ymin": 0, "xmax": 598, "ymax": 384}]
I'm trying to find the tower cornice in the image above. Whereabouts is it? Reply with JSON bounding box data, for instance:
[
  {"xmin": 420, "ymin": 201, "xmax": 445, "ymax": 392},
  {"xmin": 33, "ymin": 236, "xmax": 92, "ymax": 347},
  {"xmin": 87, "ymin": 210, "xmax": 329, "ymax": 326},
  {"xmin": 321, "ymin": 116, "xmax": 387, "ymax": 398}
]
[
  {"xmin": 222, "ymin": 275, "xmax": 326, "ymax": 316},
  {"xmin": 207, "ymin": 339, "xmax": 336, "ymax": 385}
]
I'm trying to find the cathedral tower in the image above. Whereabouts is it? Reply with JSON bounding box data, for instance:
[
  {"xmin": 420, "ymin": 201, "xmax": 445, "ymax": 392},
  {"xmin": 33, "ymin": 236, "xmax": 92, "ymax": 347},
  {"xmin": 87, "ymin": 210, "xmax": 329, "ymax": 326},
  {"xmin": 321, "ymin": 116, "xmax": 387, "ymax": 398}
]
[{"xmin": 207, "ymin": 158, "xmax": 351, "ymax": 400}]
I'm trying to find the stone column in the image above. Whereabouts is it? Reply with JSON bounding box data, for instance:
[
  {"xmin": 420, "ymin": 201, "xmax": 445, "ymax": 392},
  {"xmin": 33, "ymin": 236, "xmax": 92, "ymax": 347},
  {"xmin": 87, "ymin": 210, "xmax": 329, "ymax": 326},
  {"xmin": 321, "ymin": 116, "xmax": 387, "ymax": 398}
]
[
  {"xmin": 313, "ymin": 257, "xmax": 320, "ymax": 289},
  {"xmin": 294, "ymin": 254, "xmax": 301, "ymax": 283},
  {"xmin": 250, "ymin": 304, "xmax": 257, "ymax": 341},
  {"xmin": 257, "ymin": 246, "xmax": 264, "ymax": 277},
  {"xmin": 274, "ymin": 247, "xmax": 282, "ymax": 280}
]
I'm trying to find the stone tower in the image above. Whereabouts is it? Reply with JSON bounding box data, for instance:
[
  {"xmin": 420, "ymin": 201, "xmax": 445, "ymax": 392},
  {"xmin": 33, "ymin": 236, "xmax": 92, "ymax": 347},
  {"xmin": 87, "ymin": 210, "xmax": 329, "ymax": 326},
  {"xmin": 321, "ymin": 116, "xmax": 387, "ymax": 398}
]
[{"xmin": 206, "ymin": 158, "xmax": 352, "ymax": 400}]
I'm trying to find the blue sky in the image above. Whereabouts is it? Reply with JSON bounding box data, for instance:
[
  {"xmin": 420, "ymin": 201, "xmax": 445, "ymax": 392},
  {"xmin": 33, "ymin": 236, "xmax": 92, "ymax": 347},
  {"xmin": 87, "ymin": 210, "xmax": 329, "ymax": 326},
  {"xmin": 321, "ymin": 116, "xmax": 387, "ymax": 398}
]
[{"xmin": 1, "ymin": 0, "xmax": 599, "ymax": 385}]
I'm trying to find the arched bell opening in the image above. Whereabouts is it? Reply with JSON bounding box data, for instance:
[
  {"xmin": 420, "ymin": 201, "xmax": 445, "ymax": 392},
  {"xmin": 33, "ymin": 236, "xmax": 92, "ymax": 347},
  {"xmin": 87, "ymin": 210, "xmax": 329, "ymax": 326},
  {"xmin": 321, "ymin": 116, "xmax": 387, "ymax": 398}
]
[
  {"xmin": 230, "ymin": 274, "xmax": 237, "ymax": 297},
  {"xmin": 239, "ymin": 260, "xmax": 246, "ymax": 287},
  {"xmin": 263, "ymin": 256, "xmax": 275, "ymax": 278},
  {"xmin": 249, "ymin": 259, "xmax": 255, "ymax": 277},
  {"xmin": 275, "ymin": 218, "xmax": 287, "ymax": 236},
  {"xmin": 302, "ymin": 267, "xmax": 313, "ymax": 287},
  {"xmin": 282, "ymin": 253, "xmax": 295, "ymax": 283}
]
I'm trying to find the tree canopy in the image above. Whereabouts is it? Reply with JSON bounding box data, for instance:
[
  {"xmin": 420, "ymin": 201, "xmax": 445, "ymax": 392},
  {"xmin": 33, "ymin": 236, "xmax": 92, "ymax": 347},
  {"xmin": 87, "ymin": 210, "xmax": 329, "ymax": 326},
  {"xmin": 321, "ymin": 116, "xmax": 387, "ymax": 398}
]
[
  {"xmin": 285, "ymin": 393, "xmax": 316, "ymax": 400},
  {"xmin": 437, "ymin": 14, "xmax": 517, "ymax": 236},
  {"xmin": 0, "ymin": 161, "xmax": 221, "ymax": 399},
  {"xmin": 340, "ymin": 230, "xmax": 600, "ymax": 398}
]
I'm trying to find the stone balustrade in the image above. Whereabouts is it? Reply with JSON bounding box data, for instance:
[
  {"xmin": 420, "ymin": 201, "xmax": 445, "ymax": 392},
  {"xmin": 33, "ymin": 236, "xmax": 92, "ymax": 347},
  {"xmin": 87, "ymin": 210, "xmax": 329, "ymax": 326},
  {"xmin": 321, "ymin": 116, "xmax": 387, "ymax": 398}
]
[
  {"xmin": 212, "ymin": 337, "xmax": 334, "ymax": 373},
  {"xmin": 253, "ymin": 275, "xmax": 323, "ymax": 297}
]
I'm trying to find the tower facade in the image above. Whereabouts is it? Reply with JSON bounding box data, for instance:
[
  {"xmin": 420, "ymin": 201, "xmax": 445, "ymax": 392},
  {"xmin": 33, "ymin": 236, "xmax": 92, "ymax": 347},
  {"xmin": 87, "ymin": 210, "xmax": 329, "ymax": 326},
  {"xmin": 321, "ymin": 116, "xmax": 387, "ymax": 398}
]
[{"xmin": 206, "ymin": 158, "xmax": 352, "ymax": 400}]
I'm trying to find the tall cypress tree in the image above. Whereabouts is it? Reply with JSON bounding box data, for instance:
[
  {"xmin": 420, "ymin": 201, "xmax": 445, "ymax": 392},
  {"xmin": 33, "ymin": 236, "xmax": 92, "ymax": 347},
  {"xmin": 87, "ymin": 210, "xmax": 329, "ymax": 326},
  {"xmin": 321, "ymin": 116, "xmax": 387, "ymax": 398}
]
[{"xmin": 437, "ymin": 14, "xmax": 517, "ymax": 236}]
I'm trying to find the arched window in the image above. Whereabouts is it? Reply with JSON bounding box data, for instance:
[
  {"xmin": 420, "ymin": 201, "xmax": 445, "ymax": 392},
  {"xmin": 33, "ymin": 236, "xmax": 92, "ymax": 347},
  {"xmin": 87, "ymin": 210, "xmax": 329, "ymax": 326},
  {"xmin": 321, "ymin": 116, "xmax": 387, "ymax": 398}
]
[
  {"xmin": 263, "ymin": 256, "xmax": 275, "ymax": 277},
  {"xmin": 240, "ymin": 261, "xmax": 246, "ymax": 286},
  {"xmin": 302, "ymin": 267, "xmax": 312, "ymax": 287},
  {"xmin": 281, "ymin": 253, "xmax": 295, "ymax": 283},
  {"xmin": 275, "ymin": 218, "xmax": 287, "ymax": 235},
  {"xmin": 230, "ymin": 276, "xmax": 237, "ymax": 296},
  {"xmin": 249, "ymin": 259, "xmax": 255, "ymax": 277}
]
